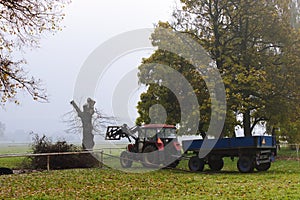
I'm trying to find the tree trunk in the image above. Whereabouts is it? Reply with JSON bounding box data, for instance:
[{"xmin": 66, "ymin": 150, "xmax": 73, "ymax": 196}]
[
  {"xmin": 71, "ymin": 98, "xmax": 96, "ymax": 150},
  {"xmin": 243, "ymin": 109, "xmax": 252, "ymax": 137}
]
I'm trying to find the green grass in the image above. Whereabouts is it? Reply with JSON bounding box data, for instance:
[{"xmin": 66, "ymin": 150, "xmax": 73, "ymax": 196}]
[
  {"xmin": 1, "ymin": 145, "xmax": 300, "ymax": 199},
  {"xmin": 0, "ymin": 159, "xmax": 299, "ymax": 199},
  {"xmin": 0, "ymin": 144, "xmax": 31, "ymax": 169},
  {"xmin": 0, "ymin": 157, "xmax": 25, "ymax": 169},
  {"xmin": 277, "ymin": 147, "xmax": 300, "ymax": 160},
  {"xmin": 0, "ymin": 144, "xmax": 31, "ymax": 154}
]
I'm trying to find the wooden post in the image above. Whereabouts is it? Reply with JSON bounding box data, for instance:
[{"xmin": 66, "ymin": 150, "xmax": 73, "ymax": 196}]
[
  {"xmin": 47, "ymin": 155, "xmax": 50, "ymax": 171},
  {"xmin": 100, "ymin": 150, "xmax": 103, "ymax": 168}
]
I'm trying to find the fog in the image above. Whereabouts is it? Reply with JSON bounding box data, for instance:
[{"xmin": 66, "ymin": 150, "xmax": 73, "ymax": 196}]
[{"xmin": 0, "ymin": 0, "xmax": 177, "ymax": 143}]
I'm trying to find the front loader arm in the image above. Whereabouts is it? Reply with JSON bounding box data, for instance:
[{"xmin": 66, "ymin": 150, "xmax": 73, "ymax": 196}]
[{"xmin": 105, "ymin": 124, "xmax": 139, "ymax": 143}]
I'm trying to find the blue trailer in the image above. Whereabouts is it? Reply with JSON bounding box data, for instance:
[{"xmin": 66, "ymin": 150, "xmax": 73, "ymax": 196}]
[{"xmin": 182, "ymin": 136, "xmax": 277, "ymax": 173}]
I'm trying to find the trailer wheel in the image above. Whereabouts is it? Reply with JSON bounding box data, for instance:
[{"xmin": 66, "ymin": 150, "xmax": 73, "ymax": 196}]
[
  {"xmin": 208, "ymin": 156, "xmax": 224, "ymax": 171},
  {"xmin": 188, "ymin": 156, "xmax": 205, "ymax": 172},
  {"xmin": 142, "ymin": 145, "xmax": 159, "ymax": 168},
  {"xmin": 237, "ymin": 156, "xmax": 254, "ymax": 173},
  {"xmin": 255, "ymin": 162, "xmax": 271, "ymax": 171},
  {"xmin": 120, "ymin": 151, "xmax": 133, "ymax": 168}
]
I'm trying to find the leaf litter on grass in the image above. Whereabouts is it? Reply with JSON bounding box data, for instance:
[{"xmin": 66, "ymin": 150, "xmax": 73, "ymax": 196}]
[{"xmin": 0, "ymin": 159, "xmax": 300, "ymax": 199}]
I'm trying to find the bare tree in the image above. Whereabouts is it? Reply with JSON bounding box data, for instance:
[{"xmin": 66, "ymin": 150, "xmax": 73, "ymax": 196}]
[
  {"xmin": 0, "ymin": 0, "xmax": 70, "ymax": 104},
  {"xmin": 66, "ymin": 98, "xmax": 114, "ymax": 150},
  {"xmin": 64, "ymin": 109, "xmax": 113, "ymax": 135}
]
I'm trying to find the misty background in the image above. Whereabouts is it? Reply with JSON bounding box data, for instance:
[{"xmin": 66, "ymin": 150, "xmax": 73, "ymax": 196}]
[{"xmin": 0, "ymin": 0, "xmax": 178, "ymax": 143}]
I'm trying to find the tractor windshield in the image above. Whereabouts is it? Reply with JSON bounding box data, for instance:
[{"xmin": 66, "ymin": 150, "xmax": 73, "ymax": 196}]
[
  {"xmin": 139, "ymin": 127, "xmax": 177, "ymax": 139},
  {"xmin": 162, "ymin": 128, "xmax": 176, "ymax": 138},
  {"xmin": 145, "ymin": 129, "xmax": 156, "ymax": 138}
]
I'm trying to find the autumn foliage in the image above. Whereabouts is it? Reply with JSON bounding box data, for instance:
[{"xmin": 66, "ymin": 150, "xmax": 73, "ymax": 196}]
[{"xmin": 0, "ymin": 0, "xmax": 70, "ymax": 104}]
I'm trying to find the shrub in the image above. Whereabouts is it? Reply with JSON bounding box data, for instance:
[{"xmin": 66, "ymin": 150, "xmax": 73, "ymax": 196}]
[{"xmin": 29, "ymin": 134, "xmax": 99, "ymax": 170}]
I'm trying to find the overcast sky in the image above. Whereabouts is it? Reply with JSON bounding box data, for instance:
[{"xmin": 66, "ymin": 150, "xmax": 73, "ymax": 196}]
[{"xmin": 0, "ymin": 0, "xmax": 179, "ymax": 142}]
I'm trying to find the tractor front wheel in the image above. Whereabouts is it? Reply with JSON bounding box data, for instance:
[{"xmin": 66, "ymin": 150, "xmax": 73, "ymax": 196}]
[
  {"xmin": 120, "ymin": 151, "xmax": 133, "ymax": 168},
  {"xmin": 142, "ymin": 145, "xmax": 159, "ymax": 168}
]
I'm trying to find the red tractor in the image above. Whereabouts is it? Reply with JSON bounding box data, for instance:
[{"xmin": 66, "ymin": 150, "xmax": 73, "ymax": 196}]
[{"xmin": 105, "ymin": 124, "xmax": 181, "ymax": 168}]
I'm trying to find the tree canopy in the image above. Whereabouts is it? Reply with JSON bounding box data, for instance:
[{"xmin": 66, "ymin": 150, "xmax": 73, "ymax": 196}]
[
  {"xmin": 0, "ymin": 0, "xmax": 70, "ymax": 104},
  {"xmin": 137, "ymin": 0, "xmax": 300, "ymax": 138}
]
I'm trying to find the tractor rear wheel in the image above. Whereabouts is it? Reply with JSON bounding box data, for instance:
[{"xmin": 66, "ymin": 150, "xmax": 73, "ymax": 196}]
[
  {"xmin": 120, "ymin": 151, "xmax": 133, "ymax": 168},
  {"xmin": 142, "ymin": 145, "xmax": 159, "ymax": 168},
  {"xmin": 188, "ymin": 156, "xmax": 205, "ymax": 172}
]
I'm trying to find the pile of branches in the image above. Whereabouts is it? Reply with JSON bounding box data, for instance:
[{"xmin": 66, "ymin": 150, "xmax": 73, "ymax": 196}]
[{"xmin": 29, "ymin": 134, "xmax": 99, "ymax": 170}]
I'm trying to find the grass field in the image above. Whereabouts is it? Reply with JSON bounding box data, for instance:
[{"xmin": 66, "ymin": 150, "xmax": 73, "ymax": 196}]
[
  {"xmin": 0, "ymin": 144, "xmax": 31, "ymax": 169},
  {"xmin": 0, "ymin": 159, "xmax": 299, "ymax": 199},
  {"xmin": 0, "ymin": 145, "xmax": 300, "ymax": 199}
]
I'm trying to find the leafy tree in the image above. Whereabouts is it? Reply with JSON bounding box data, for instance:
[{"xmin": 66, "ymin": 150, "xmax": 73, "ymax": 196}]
[
  {"xmin": 137, "ymin": 85, "xmax": 181, "ymax": 126},
  {"xmin": 136, "ymin": 23, "xmax": 229, "ymax": 136},
  {"xmin": 280, "ymin": 114, "xmax": 300, "ymax": 144},
  {"xmin": 0, "ymin": 0, "xmax": 70, "ymax": 104},
  {"xmin": 136, "ymin": 24, "xmax": 209, "ymax": 134},
  {"xmin": 137, "ymin": 0, "xmax": 300, "ymax": 138}
]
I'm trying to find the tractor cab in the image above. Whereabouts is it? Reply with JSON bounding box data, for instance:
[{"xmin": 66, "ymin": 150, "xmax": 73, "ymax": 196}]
[
  {"xmin": 138, "ymin": 124, "xmax": 178, "ymax": 150},
  {"xmin": 139, "ymin": 124, "xmax": 176, "ymax": 139}
]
